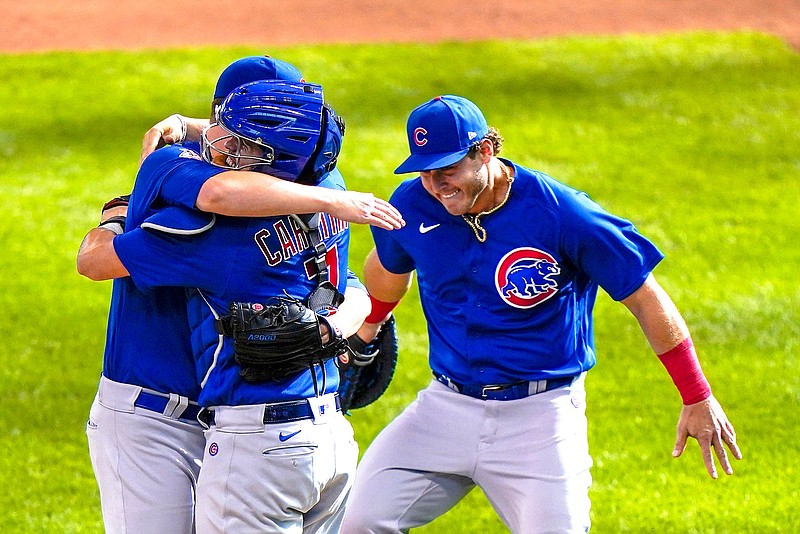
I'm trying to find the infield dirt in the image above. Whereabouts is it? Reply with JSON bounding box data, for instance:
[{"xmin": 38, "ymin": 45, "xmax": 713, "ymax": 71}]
[{"xmin": 1, "ymin": 0, "xmax": 797, "ymax": 53}]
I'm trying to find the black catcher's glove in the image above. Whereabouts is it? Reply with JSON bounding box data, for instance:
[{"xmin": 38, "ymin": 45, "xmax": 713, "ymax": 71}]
[
  {"xmin": 216, "ymin": 296, "xmax": 349, "ymax": 383},
  {"xmin": 337, "ymin": 315, "xmax": 399, "ymax": 412}
]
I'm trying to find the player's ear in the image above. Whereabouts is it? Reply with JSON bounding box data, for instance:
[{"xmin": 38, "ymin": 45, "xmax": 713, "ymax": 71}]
[{"xmin": 479, "ymin": 138, "xmax": 494, "ymax": 161}]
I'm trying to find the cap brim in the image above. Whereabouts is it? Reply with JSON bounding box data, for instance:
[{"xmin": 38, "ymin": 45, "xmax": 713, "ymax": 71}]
[{"xmin": 393, "ymin": 148, "xmax": 469, "ymax": 174}]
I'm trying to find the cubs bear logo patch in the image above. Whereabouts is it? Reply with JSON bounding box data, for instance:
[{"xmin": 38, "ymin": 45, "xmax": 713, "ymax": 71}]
[{"xmin": 495, "ymin": 247, "xmax": 561, "ymax": 309}]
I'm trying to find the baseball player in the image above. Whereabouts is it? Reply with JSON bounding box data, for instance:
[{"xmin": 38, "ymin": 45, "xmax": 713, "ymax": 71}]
[
  {"xmin": 340, "ymin": 95, "xmax": 742, "ymax": 533},
  {"xmin": 76, "ymin": 56, "xmax": 401, "ymax": 534},
  {"xmin": 82, "ymin": 80, "xmax": 364, "ymax": 532}
]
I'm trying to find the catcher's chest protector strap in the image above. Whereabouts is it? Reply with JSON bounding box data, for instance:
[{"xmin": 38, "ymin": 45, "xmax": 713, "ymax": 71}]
[
  {"xmin": 291, "ymin": 214, "xmax": 329, "ymax": 283},
  {"xmin": 290, "ymin": 213, "xmax": 344, "ymax": 312}
]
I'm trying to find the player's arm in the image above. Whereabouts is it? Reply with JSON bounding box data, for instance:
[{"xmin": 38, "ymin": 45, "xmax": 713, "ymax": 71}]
[
  {"xmin": 76, "ymin": 223, "xmax": 129, "ymax": 281},
  {"xmin": 140, "ymin": 114, "xmax": 208, "ymax": 165},
  {"xmin": 354, "ymin": 248, "xmax": 413, "ymax": 342},
  {"xmin": 621, "ymin": 274, "xmax": 742, "ymax": 478},
  {"xmin": 195, "ymin": 173, "xmax": 404, "ymax": 230},
  {"xmin": 76, "ymin": 196, "xmax": 132, "ymax": 281},
  {"xmin": 323, "ymin": 285, "xmax": 371, "ymax": 341},
  {"xmin": 141, "ymin": 115, "xmax": 404, "ymax": 230}
]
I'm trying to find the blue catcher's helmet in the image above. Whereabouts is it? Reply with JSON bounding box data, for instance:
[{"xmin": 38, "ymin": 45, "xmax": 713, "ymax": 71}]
[
  {"xmin": 298, "ymin": 104, "xmax": 346, "ymax": 184},
  {"xmin": 202, "ymin": 80, "xmax": 340, "ymax": 182}
]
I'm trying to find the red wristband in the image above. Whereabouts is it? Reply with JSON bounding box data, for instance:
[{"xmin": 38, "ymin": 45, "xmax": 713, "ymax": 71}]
[
  {"xmin": 365, "ymin": 295, "xmax": 399, "ymax": 324},
  {"xmin": 657, "ymin": 337, "xmax": 712, "ymax": 405}
]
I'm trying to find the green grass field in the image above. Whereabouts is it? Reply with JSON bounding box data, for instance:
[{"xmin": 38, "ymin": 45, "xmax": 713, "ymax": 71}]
[{"xmin": 1, "ymin": 32, "xmax": 798, "ymax": 532}]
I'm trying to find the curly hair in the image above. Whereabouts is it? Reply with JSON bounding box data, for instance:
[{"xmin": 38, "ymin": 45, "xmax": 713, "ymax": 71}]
[{"xmin": 468, "ymin": 126, "xmax": 504, "ymax": 156}]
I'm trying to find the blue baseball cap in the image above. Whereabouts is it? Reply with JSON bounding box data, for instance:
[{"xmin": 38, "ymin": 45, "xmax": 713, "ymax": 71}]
[
  {"xmin": 213, "ymin": 56, "xmax": 304, "ymax": 100},
  {"xmin": 394, "ymin": 95, "xmax": 489, "ymax": 174}
]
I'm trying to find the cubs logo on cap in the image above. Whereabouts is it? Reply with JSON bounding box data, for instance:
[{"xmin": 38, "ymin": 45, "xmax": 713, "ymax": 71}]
[{"xmin": 394, "ymin": 95, "xmax": 489, "ymax": 174}]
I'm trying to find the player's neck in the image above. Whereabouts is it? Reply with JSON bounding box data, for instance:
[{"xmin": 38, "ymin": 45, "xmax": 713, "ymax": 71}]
[
  {"xmin": 482, "ymin": 159, "xmax": 513, "ymax": 212},
  {"xmin": 464, "ymin": 160, "xmax": 513, "ymax": 215}
]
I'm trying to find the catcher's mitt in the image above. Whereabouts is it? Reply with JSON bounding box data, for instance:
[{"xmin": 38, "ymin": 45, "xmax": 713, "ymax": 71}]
[
  {"xmin": 215, "ymin": 296, "xmax": 348, "ymax": 383},
  {"xmin": 337, "ymin": 315, "xmax": 399, "ymax": 412}
]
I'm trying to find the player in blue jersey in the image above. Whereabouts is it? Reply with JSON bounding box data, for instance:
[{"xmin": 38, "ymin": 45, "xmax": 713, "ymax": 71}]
[
  {"xmin": 77, "ymin": 56, "xmax": 401, "ymax": 534},
  {"xmin": 340, "ymin": 95, "xmax": 742, "ymax": 533},
  {"xmin": 81, "ymin": 80, "xmax": 368, "ymax": 533}
]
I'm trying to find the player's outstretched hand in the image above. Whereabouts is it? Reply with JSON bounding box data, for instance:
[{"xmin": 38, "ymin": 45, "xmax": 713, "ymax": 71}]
[
  {"xmin": 673, "ymin": 395, "xmax": 742, "ymax": 478},
  {"xmin": 139, "ymin": 114, "xmax": 186, "ymax": 166},
  {"xmin": 327, "ymin": 190, "xmax": 404, "ymax": 230}
]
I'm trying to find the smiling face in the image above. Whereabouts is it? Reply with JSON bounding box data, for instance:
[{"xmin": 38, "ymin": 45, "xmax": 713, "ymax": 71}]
[
  {"xmin": 222, "ymin": 135, "xmax": 265, "ymax": 168},
  {"xmin": 201, "ymin": 121, "xmax": 272, "ymax": 171},
  {"xmin": 418, "ymin": 142, "xmax": 493, "ymax": 216}
]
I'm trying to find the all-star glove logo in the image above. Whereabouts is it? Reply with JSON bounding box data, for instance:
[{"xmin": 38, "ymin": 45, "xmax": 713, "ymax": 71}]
[{"xmin": 495, "ymin": 247, "xmax": 561, "ymax": 309}]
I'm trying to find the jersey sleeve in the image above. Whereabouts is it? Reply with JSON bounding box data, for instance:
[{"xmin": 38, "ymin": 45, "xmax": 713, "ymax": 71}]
[
  {"xmin": 369, "ymin": 181, "xmax": 416, "ymax": 275},
  {"xmin": 370, "ymin": 226, "xmax": 416, "ymax": 274},
  {"xmin": 113, "ymin": 224, "xmax": 228, "ymax": 293},
  {"xmin": 559, "ymin": 189, "xmax": 664, "ymax": 301},
  {"xmin": 140, "ymin": 143, "xmax": 226, "ymax": 211}
]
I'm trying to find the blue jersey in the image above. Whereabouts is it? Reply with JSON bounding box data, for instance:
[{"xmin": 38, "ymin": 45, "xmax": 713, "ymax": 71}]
[
  {"xmin": 371, "ymin": 159, "xmax": 664, "ymax": 386},
  {"xmin": 101, "ymin": 143, "xmax": 224, "ymax": 399},
  {"xmin": 114, "ymin": 170, "xmax": 352, "ymax": 407}
]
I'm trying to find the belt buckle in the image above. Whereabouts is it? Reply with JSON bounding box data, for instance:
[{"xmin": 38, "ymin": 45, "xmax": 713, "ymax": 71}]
[{"xmin": 480, "ymin": 385, "xmax": 506, "ymax": 399}]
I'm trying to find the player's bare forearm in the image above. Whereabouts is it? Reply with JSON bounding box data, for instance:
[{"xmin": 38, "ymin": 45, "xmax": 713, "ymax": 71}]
[
  {"xmin": 76, "ymin": 229, "xmax": 129, "ymax": 281},
  {"xmin": 363, "ymin": 249, "xmax": 413, "ymax": 303},
  {"xmin": 196, "ymin": 173, "xmax": 404, "ymax": 230},
  {"xmin": 328, "ymin": 286, "xmax": 371, "ymax": 339},
  {"xmin": 140, "ymin": 115, "xmax": 210, "ymax": 165},
  {"xmin": 355, "ymin": 250, "xmax": 412, "ymax": 343},
  {"xmin": 183, "ymin": 117, "xmax": 208, "ymax": 142},
  {"xmin": 620, "ymin": 274, "xmax": 689, "ymax": 353}
]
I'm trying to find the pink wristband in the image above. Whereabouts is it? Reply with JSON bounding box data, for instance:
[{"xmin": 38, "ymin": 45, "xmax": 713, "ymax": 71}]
[
  {"xmin": 657, "ymin": 337, "xmax": 712, "ymax": 405},
  {"xmin": 365, "ymin": 295, "xmax": 399, "ymax": 324}
]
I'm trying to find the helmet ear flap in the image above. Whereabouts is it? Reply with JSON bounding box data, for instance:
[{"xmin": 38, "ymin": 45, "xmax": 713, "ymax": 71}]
[{"xmin": 299, "ymin": 104, "xmax": 345, "ymax": 184}]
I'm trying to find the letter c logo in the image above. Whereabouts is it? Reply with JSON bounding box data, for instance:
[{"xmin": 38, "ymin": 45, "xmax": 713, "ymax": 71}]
[{"xmin": 414, "ymin": 127, "xmax": 428, "ymax": 147}]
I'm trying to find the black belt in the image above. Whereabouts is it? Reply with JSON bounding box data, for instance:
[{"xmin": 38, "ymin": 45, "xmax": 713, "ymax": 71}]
[
  {"xmin": 134, "ymin": 391, "xmax": 201, "ymax": 422},
  {"xmin": 435, "ymin": 373, "xmax": 576, "ymax": 401},
  {"xmin": 199, "ymin": 394, "xmax": 342, "ymax": 426}
]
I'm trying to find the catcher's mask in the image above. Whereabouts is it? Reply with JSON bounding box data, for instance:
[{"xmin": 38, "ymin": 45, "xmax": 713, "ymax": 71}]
[{"xmin": 202, "ymin": 80, "xmax": 329, "ymax": 182}]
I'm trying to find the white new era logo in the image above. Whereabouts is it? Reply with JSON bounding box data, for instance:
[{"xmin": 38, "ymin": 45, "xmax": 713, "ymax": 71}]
[{"xmin": 468, "ymin": 132, "xmax": 478, "ymax": 140}]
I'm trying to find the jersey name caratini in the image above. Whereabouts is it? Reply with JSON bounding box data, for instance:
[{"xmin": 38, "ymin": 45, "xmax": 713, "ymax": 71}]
[
  {"xmin": 255, "ymin": 214, "xmax": 347, "ymax": 275},
  {"xmin": 371, "ymin": 159, "xmax": 664, "ymax": 386}
]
